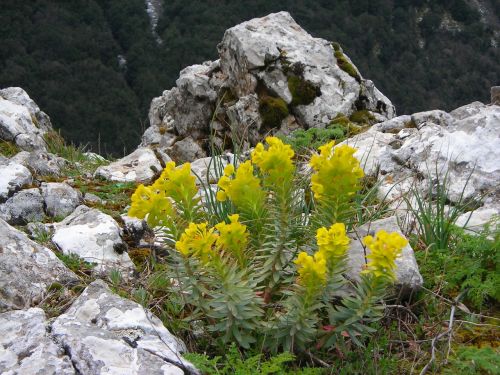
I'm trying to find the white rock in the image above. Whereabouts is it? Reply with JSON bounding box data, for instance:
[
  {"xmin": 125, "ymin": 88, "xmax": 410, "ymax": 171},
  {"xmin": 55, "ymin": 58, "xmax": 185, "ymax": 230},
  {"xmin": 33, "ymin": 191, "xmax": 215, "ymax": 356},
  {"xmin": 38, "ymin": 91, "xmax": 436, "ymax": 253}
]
[
  {"xmin": 95, "ymin": 147, "xmax": 162, "ymax": 183},
  {"xmin": 52, "ymin": 205, "xmax": 134, "ymax": 276},
  {"xmin": 10, "ymin": 150, "xmax": 67, "ymax": 176},
  {"xmin": 51, "ymin": 280, "xmax": 198, "ymax": 375},
  {"xmin": 0, "ymin": 218, "xmax": 78, "ymax": 312},
  {"xmin": 0, "ymin": 161, "xmax": 32, "ymax": 201},
  {"xmin": 0, "ymin": 308, "xmax": 75, "ymax": 374}
]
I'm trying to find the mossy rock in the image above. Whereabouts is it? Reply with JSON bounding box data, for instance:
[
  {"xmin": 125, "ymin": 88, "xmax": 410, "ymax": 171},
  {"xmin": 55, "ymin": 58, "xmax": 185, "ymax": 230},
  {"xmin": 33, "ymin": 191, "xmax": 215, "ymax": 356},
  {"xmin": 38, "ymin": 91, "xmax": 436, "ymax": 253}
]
[
  {"xmin": 288, "ymin": 75, "xmax": 320, "ymax": 107},
  {"xmin": 349, "ymin": 110, "xmax": 377, "ymax": 125},
  {"xmin": 329, "ymin": 114, "xmax": 351, "ymax": 128},
  {"xmin": 259, "ymin": 95, "xmax": 289, "ymax": 130},
  {"xmin": 129, "ymin": 248, "xmax": 152, "ymax": 266},
  {"xmin": 334, "ymin": 51, "xmax": 361, "ymax": 82},
  {"xmin": 331, "ymin": 42, "xmax": 341, "ymax": 52}
]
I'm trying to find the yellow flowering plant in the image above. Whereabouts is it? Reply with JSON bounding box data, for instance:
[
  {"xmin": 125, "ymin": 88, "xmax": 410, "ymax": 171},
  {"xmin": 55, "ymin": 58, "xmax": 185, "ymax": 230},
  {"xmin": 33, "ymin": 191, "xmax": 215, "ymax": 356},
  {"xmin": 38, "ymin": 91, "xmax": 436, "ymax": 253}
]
[{"xmin": 127, "ymin": 137, "xmax": 409, "ymax": 353}]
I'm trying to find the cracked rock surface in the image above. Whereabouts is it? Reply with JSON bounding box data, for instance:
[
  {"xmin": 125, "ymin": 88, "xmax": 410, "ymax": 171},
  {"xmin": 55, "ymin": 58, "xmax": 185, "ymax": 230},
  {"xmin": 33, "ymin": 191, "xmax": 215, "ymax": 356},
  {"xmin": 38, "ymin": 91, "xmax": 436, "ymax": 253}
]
[{"xmin": 51, "ymin": 279, "xmax": 198, "ymax": 375}]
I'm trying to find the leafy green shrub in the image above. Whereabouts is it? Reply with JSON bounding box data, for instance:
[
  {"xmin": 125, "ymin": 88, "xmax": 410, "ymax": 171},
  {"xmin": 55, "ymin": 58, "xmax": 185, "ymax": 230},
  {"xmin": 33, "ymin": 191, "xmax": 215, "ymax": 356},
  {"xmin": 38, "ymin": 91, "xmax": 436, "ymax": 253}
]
[
  {"xmin": 127, "ymin": 137, "xmax": 408, "ymax": 355},
  {"xmin": 443, "ymin": 346, "xmax": 500, "ymax": 374},
  {"xmin": 288, "ymin": 75, "xmax": 320, "ymax": 106},
  {"xmin": 259, "ymin": 95, "xmax": 289, "ymax": 130},
  {"xmin": 416, "ymin": 225, "xmax": 499, "ymax": 309},
  {"xmin": 280, "ymin": 126, "xmax": 346, "ymax": 153}
]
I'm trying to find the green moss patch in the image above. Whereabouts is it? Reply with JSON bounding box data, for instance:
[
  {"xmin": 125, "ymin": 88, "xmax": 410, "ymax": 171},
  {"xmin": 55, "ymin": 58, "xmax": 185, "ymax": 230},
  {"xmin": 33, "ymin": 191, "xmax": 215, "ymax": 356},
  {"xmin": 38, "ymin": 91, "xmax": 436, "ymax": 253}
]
[
  {"xmin": 334, "ymin": 50, "xmax": 361, "ymax": 82},
  {"xmin": 349, "ymin": 109, "xmax": 376, "ymax": 125},
  {"xmin": 288, "ymin": 75, "xmax": 320, "ymax": 106},
  {"xmin": 258, "ymin": 95, "xmax": 289, "ymax": 130}
]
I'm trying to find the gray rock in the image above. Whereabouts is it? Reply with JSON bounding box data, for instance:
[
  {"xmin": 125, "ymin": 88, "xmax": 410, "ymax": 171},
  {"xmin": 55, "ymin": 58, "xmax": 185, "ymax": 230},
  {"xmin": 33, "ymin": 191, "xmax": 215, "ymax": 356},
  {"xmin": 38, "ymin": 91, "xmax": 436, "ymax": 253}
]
[
  {"xmin": 52, "ymin": 205, "xmax": 134, "ymax": 276},
  {"xmin": 347, "ymin": 216, "xmax": 423, "ymax": 292},
  {"xmin": 226, "ymin": 94, "xmax": 262, "ymax": 144},
  {"xmin": 41, "ymin": 182, "xmax": 82, "ymax": 219},
  {"xmin": 83, "ymin": 192, "xmax": 103, "ymax": 205},
  {"xmin": 0, "ymin": 188, "xmax": 45, "ymax": 225},
  {"xmin": 169, "ymin": 137, "xmax": 206, "ymax": 163},
  {"xmin": 26, "ymin": 221, "xmax": 52, "ymax": 241},
  {"xmin": 0, "ymin": 161, "xmax": 32, "ymax": 202},
  {"xmin": 95, "ymin": 147, "xmax": 162, "ymax": 183},
  {"xmin": 190, "ymin": 154, "xmax": 233, "ymax": 185},
  {"xmin": 0, "ymin": 87, "xmax": 49, "ymax": 151},
  {"xmin": 51, "ymin": 279, "xmax": 198, "ymax": 375},
  {"xmin": 10, "ymin": 150, "xmax": 67, "ymax": 176},
  {"xmin": 176, "ymin": 63, "xmax": 218, "ymax": 101},
  {"xmin": 0, "ymin": 218, "xmax": 78, "ymax": 312},
  {"xmin": 0, "ymin": 308, "xmax": 75, "ymax": 374}
]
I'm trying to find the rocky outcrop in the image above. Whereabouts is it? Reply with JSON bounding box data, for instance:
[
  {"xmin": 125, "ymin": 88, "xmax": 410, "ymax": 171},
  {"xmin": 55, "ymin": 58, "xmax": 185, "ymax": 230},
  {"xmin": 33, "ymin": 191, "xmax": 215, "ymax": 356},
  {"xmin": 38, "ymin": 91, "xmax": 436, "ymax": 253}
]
[
  {"xmin": 0, "ymin": 308, "xmax": 75, "ymax": 374},
  {"xmin": 51, "ymin": 279, "xmax": 197, "ymax": 374},
  {"xmin": 0, "ymin": 218, "xmax": 78, "ymax": 312},
  {"xmin": 11, "ymin": 150, "xmax": 67, "ymax": 177},
  {"xmin": 0, "ymin": 87, "xmax": 52, "ymax": 152},
  {"xmin": 134, "ymin": 12, "xmax": 394, "ymax": 169},
  {"xmin": 0, "ymin": 188, "xmax": 45, "ymax": 225},
  {"xmin": 343, "ymin": 101, "xmax": 500, "ymax": 229}
]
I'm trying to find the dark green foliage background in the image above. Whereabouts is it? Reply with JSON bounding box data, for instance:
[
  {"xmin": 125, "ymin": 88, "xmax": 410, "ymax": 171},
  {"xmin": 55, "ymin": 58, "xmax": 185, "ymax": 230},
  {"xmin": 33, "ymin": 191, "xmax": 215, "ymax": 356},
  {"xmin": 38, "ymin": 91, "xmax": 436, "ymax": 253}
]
[{"xmin": 1, "ymin": 0, "xmax": 498, "ymax": 155}]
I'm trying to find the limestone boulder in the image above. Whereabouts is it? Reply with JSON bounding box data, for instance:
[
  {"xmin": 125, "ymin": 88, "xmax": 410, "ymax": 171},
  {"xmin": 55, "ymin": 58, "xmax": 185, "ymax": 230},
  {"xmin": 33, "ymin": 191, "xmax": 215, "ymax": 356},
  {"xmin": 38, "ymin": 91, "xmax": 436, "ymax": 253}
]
[
  {"xmin": 10, "ymin": 150, "xmax": 67, "ymax": 177},
  {"xmin": 0, "ymin": 308, "xmax": 75, "ymax": 374},
  {"xmin": 52, "ymin": 205, "xmax": 134, "ymax": 276},
  {"xmin": 0, "ymin": 160, "xmax": 32, "ymax": 202},
  {"xmin": 0, "ymin": 218, "xmax": 78, "ymax": 312},
  {"xmin": 95, "ymin": 147, "xmax": 163, "ymax": 183},
  {"xmin": 51, "ymin": 279, "xmax": 198, "ymax": 375}
]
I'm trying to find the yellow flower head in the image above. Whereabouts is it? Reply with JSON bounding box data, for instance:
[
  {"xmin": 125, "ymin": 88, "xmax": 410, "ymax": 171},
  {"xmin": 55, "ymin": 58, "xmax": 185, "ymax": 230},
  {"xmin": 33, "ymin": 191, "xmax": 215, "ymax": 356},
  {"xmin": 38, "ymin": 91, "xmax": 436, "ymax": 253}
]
[
  {"xmin": 294, "ymin": 251, "xmax": 327, "ymax": 287},
  {"xmin": 128, "ymin": 184, "xmax": 174, "ymax": 227},
  {"xmin": 316, "ymin": 223, "xmax": 350, "ymax": 261},
  {"xmin": 153, "ymin": 161, "xmax": 198, "ymax": 205},
  {"xmin": 175, "ymin": 222, "xmax": 219, "ymax": 263},
  {"xmin": 362, "ymin": 230, "xmax": 408, "ymax": 280},
  {"xmin": 215, "ymin": 214, "xmax": 248, "ymax": 264},
  {"xmin": 309, "ymin": 142, "xmax": 364, "ymax": 203},
  {"xmin": 216, "ymin": 160, "xmax": 265, "ymax": 210},
  {"xmin": 251, "ymin": 136, "xmax": 295, "ymax": 183}
]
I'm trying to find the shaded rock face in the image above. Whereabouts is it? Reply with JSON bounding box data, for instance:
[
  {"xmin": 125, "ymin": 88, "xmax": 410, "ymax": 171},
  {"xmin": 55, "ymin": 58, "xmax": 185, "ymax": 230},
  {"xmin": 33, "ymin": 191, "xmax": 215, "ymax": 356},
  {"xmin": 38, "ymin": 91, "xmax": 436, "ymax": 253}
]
[
  {"xmin": 344, "ymin": 101, "xmax": 500, "ymax": 228},
  {"xmin": 0, "ymin": 308, "xmax": 75, "ymax": 374},
  {"xmin": 51, "ymin": 279, "xmax": 198, "ymax": 375},
  {"xmin": 0, "ymin": 188, "xmax": 45, "ymax": 225},
  {"xmin": 0, "ymin": 218, "xmax": 78, "ymax": 312},
  {"xmin": 52, "ymin": 205, "xmax": 134, "ymax": 276},
  {"xmin": 139, "ymin": 11, "xmax": 393, "ymax": 166},
  {"xmin": 0, "ymin": 87, "xmax": 52, "ymax": 152}
]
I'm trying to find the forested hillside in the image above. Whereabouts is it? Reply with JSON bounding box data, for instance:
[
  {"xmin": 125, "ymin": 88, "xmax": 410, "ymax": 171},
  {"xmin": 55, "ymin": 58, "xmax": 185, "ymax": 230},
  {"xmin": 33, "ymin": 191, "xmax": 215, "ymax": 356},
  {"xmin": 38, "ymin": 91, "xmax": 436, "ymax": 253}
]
[{"xmin": 1, "ymin": 0, "xmax": 498, "ymax": 155}]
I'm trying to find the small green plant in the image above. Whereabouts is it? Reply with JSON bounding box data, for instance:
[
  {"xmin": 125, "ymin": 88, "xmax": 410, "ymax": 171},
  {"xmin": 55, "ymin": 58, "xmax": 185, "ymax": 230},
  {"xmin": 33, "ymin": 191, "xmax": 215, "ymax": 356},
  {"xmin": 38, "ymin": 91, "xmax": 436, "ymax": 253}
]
[
  {"xmin": 280, "ymin": 127, "xmax": 346, "ymax": 153},
  {"xmin": 43, "ymin": 130, "xmax": 87, "ymax": 162},
  {"xmin": 109, "ymin": 268, "xmax": 122, "ymax": 290},
  {"xmin": 259, "ymin": 95, "xmax": 289, "ymax": 130},
  {"xmin": 56, "ymin": 252, "xmax": 96, "ymax": 276},
  {"xmin": 127, "ymin": 137, "xmax": 408, "ymax": 355},
  {"xmin": 184, "ymin": 343, "xmax": 321, "ymax": 374},
  {"xmin": 416, "ymin": 225, "xmax": 499, "ymax": 309}
]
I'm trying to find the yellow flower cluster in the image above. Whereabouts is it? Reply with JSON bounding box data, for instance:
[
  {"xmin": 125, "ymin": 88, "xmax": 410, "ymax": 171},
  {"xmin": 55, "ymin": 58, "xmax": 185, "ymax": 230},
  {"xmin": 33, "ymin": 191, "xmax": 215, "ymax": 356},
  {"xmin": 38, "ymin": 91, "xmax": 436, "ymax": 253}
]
[
  {"xmin": 294, "ymin": 251, "xmax": 327, "ymax": 287},
  {"xmin": 251, "ymin": 136, "xmax": 295, "ymax": 184},
  {"xmin": 362, "ymin": 230, "xmax": 408, "ymax": 279},
  {"xmin": 128, "ymin": 161, "xmax": 198, "ymax": 226},
  {"xmin": 316, "ymin": 223, "xmax": 350, "ymax": 261},
  {"xmin": 309, "ymin": 141, "xmax": 364, "ymax": 203},
  {"xmin": 128, "ymin": 184, "xmax": 174, "ymax": 227},
  {"xmin": 153, "ymin": 161, "xmax": 197, "ymax": 204},
  {"xmin": 175, "ymin": 222, "xmax": 218, "ymax": 264},
  {"xmin": 215, "ymin": 214, "xmax": 248, "ymax": 253},
  {"xmin": 216, "ymin": 161, "xmax": 265, "ymax": 210}
]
